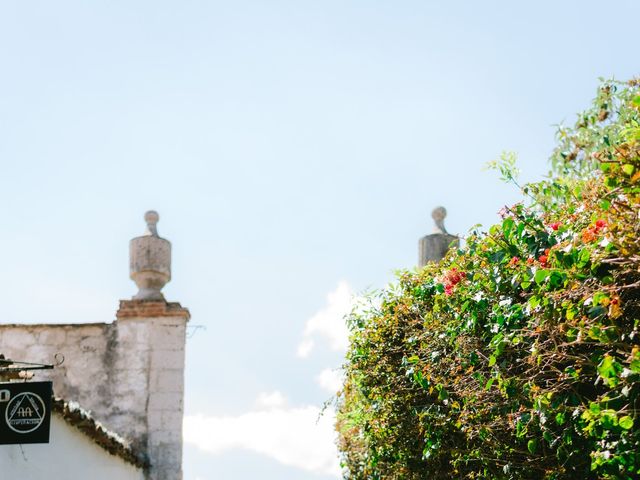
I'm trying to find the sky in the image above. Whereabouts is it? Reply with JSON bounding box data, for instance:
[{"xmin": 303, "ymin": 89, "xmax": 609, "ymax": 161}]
[{"xmin": 0, "ymin": 1, "xmax": 638, "ymax": 479}]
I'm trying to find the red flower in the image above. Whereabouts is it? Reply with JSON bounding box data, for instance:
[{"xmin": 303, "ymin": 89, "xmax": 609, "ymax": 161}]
[
  {"xmin": 549, "ymin": 222, "xmax": 561, "ymax": 231},
  {"xmin": 538, "ymin": 253, "xmax": 549, "ymax": 267},
  {"xmin": 509, "ymin": 256, "xmax": 520, "ymax": 266},
  {"xmin": 582, "ymin": 227, "xmax": 597, "ymax": 243},
  {"xmin": 582, "ymin": 221, "xmax": 606, "ymax": 243},
  {"xmin": 526, "ymin": 257, "xmax": 535, "ymax": 265}
]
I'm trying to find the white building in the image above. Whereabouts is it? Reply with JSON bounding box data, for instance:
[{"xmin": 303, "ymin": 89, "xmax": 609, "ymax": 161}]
[
  {"xmin": 0, "ymin": 211, "xmax": 189, "ymax": 480},
  {"xmin": 1, "ymin": 399, "xmax": 146, "ymax": 480}
]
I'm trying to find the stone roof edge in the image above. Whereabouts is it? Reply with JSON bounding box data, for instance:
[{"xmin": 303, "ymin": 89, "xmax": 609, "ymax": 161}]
[
  {"xmin": 0, "ymin": 322, "xmax": 111, "ymax": 328},
  {"xmin": 52, "ymin": 397, "xmax": 149, "ymax": 470}
]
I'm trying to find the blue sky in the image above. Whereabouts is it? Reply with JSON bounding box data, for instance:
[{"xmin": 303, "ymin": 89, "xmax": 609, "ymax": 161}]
[{"xmin": 1, "ymin": 1, "xmax": 638, "ymax": 479}]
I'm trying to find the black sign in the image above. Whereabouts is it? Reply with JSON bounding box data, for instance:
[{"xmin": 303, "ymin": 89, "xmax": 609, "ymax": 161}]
[{"xmin": 0, "ymin": 381, "xmax": 52, "ymax": 444}]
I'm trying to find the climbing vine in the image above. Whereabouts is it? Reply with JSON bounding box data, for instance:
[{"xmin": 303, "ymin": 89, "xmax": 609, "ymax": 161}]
[{"xmin": 336, "ymin": 79, "xmax": 640, "ymax": 479}]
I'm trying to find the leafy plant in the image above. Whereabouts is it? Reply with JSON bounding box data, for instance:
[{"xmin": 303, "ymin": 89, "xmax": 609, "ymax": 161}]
[{"xmin": 336, "ymin": 79, "xmax": 640, "ymax": 479}]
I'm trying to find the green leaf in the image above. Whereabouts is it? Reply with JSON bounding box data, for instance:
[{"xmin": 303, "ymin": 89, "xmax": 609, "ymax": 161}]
[
  {"xmin": 599, "ymin": 199, "xmax": 611, "ymax": 210},
  {"xmin": 413, "ymin": 371, "xmax": 429, "ymax": 390},
  {"xmin": 619, "ymin": 416, "xmax": 633, "ymax": 430},
  {"xmin": 534, "ymin": 269, "xmax": 550, "ymax": 285},
  {"xmin": 565, "ymin": 305, "xmax": 578, "ymax": 320},
  {"xmin": 600, "ymin": 409, "xmax": 617, "ymax": 429},
  {"xmin": 437, "ymin": 386, "xmax": 449, "ymax": 401},
  {"xmin": 592, "ymin": 291, "xmax": 609, "ymax": 306},
  {"xmin": 577, "ymin": 248, "xmax": 591, "ymax": 268},
  {"xmin": 622, "ymin": 164, "xmax": 635, "ymax": 176},
  {"xmin": 488, "ymin": 355, "xmax": 497, "ymax": 367},
  {"xmin": 598, "ymin": 355, "xmax": 621, "ymax": 387},
  {"xmin": 528, "ymin": 295, "xmax": 541, "ymax": 309},
  {"xmin": 502, "ymin": 218, "xmax": 515, "ymax": 238},
  {"xmin": 605, "ymin": 176, "xmax": 618, "ymax": 189},
  {"xmin": 601, "ymin": 275, "xmax": 614, "ymax": 285},
  {"xmin": 549, "ymin": 270, "xmax": 566, "ymax": 289},
  {"xmin": 527, "ymin": 439, "xmax": 538, "ymax": 454}
]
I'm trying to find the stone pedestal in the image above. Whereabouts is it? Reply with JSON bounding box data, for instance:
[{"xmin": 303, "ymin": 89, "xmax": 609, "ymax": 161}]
[
  {"xmin": 418, "ymin": 206, "xmax": 458, "ymax": 266},
  {"xmin": 116, "ymin": 300, "xmax": 190, "ymax": 480},
  {"xmin": 418, "ymin": 233, "xmax": 459, "ymax": 266}
]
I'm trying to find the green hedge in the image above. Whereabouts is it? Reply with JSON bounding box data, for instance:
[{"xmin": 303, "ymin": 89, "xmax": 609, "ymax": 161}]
[{"xmin": 336, "ymin": 79, "xmax": 640, "ymax": 479}]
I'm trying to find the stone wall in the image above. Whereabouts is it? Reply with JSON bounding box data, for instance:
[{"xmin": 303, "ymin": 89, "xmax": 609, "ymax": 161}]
[
  {"xmin": 0, "ymin": 300, "xmax": 189, "ymax": 480},
  {"xmin": 115, "ymin": 300, "xmax": 189, "ymax": 480}
]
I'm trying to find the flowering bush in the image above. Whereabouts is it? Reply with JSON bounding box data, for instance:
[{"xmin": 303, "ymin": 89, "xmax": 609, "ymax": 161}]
[{"xmin": 336, "ymin": 79, "xmax": 640, "ymax": 479}]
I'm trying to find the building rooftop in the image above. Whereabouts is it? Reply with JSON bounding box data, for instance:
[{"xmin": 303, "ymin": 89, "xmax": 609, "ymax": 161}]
[{"xmin": 53, "ymin": 397, "xmax": 149, "ymax": 470}]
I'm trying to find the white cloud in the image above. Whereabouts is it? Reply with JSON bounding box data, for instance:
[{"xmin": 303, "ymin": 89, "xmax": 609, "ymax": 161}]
[
  {"xmin": 254, "ymin": 390, "xmax": 288, "ymax": 409},
  {"xmin": 296, "ymin": 338, "xmax": 315, "ymax": 358},
  {"xmin": 184, "ymin": 391, "xmax": 341, "ymax": 477},
  {"xmin": 186, "ymin": 282, "xmax": 363, "ymax": 478},
  {"xmin": 316, "ymin": 368, "xmax": 344, "ymax": 395},
  {"xmin": 297, "ymin": 280, "xmax": 354, "ymax": 358}
]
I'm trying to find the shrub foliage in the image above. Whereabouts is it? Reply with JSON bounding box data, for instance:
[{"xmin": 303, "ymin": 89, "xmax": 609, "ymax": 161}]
[{"xmin": 336, "ymin": 79, "xmax": 640, "ymax": 479}]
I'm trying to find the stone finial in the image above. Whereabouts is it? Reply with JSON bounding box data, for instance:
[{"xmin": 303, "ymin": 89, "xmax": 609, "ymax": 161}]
[
  {"xmin": 432, "ymin": 206, "xmax": 448, "ymax": 234},
  {"xmin": 129, "ymin": 210, "xmax": 171, "ymax": 300},
  {"xmin": 144, "ymin": 210, "xmax": 160, "ymax": 236},
  {"xmin": 418, "ymin": 206, "xmax": 458, "ymax": 266}
]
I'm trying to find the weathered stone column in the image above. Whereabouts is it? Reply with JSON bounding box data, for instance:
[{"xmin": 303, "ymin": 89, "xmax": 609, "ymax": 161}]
[
  {"xmin": 418, "ymin": 206, "xmax": 459, "ymax": 266},
  {"xmin": 116, "ymin": 211, "xmax": 189, "ymax": 480},
  {"xmin": 115, "ymin": 301, "xmax": 189, "ymax": 480}
]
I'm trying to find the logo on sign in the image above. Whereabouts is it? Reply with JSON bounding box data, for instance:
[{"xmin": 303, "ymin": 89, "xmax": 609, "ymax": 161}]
[
  {"xmin": 5, "ymin": 392, "xmax": 46, "ymax": 434},
  {"xmin": 0, "ymin": 381, "xmax": 52, "ymax": 444}
]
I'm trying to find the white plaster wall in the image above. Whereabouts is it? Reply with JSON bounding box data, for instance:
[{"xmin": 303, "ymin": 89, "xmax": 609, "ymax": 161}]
[
  {"xmin": 0, "ymin": 415, "xmax": 144, "ymax": 480},
  {"xmin": 0, "ymin": 302, "xmax": 189, "ymax": 480}
]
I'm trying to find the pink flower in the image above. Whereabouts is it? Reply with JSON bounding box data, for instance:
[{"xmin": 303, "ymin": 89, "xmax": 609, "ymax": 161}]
[
  {"xmin": 550, "ymin": 222, "xmax": 561, "ymax": 231},
  {"xmin": 441, "ymin": 268, "xmax": 466, "ymax": 295}
]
